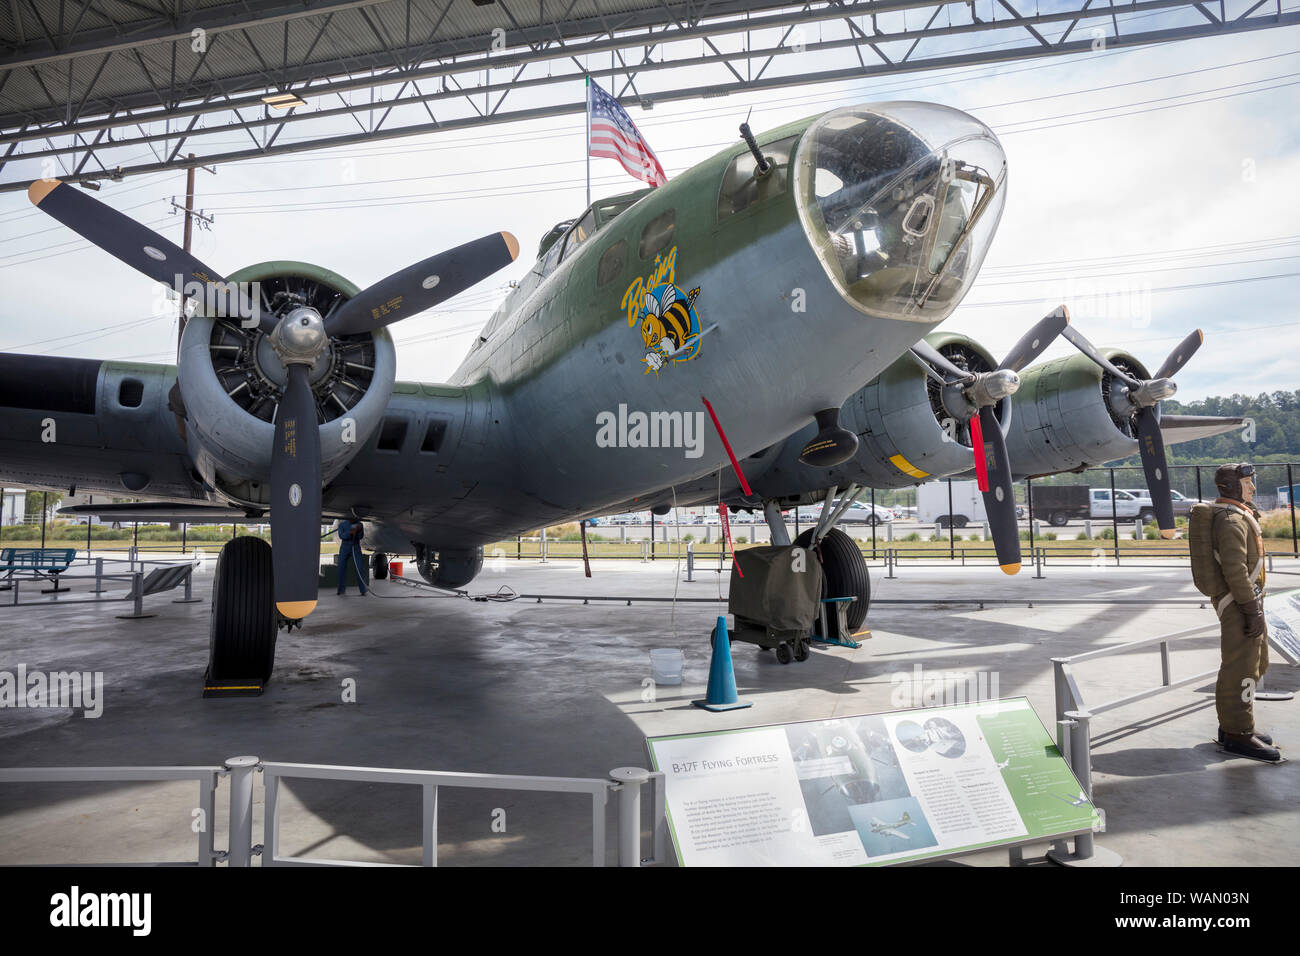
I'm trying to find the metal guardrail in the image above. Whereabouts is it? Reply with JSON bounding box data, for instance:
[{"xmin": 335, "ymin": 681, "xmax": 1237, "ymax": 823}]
[
  {"xmin": 1041, "ymin": 622, "xmax": 1223, "ymax": 865},
  {"xmin": 0, "ymin": 756, "xmax": 667, "ymax": 867},
  {"xmin": 1, "ymin": 553, "xmax": 198, "ymax": 612},
  {"xmin": 0, "ymin": 765, "xmax": 223, "ymax": 866},
  {"xmin": 1050, "ymin": 623, "xmax": 1220, "ymax": 725}
]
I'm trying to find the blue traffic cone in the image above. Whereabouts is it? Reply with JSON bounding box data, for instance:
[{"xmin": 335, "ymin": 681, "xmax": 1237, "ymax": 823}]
[{"xmin": 693, "ymin": 616, "xmax": 752, "ymax": 712}]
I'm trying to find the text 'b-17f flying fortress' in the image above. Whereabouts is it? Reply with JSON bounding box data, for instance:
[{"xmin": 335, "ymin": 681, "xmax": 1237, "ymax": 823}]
[{"xmin": 0, "ymin": 102, "xmax": 1241, "ymax": 687}]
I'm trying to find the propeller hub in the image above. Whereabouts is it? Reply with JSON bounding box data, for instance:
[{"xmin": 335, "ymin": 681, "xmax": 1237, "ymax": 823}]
[
  {"xmin": 1131, "ymin": 377, "xmax": 1177, "ymax": 407},
  {"xmin": 971, "ymin": 368, "xmax": 1020, "ymax": 407},
  {"xmin": 269, "ymin": 307, "xmax": 328, "ymax": 366}
]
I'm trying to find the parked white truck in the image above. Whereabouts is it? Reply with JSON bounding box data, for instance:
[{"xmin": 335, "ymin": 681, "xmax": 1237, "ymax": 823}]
[
  {"xmin": 919, "ymin": 480, "xmax": 1152, "ymax": 528},
  {"xmin": 916, "ymin": 480, "xmax": 989, "ymax": 528}
]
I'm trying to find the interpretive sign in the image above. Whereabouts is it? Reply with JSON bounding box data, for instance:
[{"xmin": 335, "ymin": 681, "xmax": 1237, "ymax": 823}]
[
  {"xmin": 1265, "ymin": 588, "xmax": 1300, "ymax": 665},
  {"xmin": 647, "ymin": 697, "xmax": 1099, "ymax": 866}
]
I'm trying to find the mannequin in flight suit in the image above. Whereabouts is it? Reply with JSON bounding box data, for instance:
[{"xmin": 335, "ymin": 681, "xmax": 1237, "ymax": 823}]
[{"xmin": 1204, "ymin": 463, "xmax": 1278, "ymax": 762}]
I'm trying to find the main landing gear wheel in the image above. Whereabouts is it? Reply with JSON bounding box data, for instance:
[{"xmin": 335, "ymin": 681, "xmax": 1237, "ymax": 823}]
[
  {"xmin": 796, "ymin": 527, "xmax": 871, "ymax": 643},
  {"xmin": 372, "ymin": 550, "xmax": 389, "ymax": 580},
  {"xmin": 204, "ymin": 536, "xmax": 277, "ymax": 697}
]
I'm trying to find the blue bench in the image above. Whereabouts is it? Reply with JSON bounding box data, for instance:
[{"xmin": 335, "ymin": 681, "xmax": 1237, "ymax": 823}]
[{"xmin": 0, "ymin": 547, "xmax": 77, "ymax": 593}]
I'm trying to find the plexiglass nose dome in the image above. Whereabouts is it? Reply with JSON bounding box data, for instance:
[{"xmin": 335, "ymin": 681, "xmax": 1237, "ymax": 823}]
[{"xmin": 794, "ymin": 102, "xmax": 1008, "ymax": 323}]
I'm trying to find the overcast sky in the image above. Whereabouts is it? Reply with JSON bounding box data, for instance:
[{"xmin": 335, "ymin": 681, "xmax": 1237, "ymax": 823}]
[{"xmin": 1, "ymin": 14, "xmax": 1296, "ymax": 401}]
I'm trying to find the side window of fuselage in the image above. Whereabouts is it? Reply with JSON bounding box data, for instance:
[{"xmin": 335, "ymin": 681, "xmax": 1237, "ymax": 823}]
[
  {"xmin": 638, "ymin": 208, "xmax": 675, "ymax": 261},
  {"xmin": 597, "ymin": 239, "xmax": 627, "ymax": 287}
]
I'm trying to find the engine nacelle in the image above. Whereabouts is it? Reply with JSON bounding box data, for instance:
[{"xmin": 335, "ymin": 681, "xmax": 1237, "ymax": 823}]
[
  {"xmin": 844, "ymin": 330, "xmax": 1009, "ymax": 485},
  {"xmin": 176, "ymin": 261, "xmax": 396, "ymax": 508},
  {"xmin": 743, "ymin": 331, "xmax": 1009, "ymax": 499},
  {"xmin": 1005, "ymin": 348, "xmax": 1152, "ymax": 476}
]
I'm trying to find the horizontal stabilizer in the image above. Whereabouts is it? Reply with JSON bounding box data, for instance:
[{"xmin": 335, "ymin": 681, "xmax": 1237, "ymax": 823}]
[
  {"xmin": 59, "ymin": 502, "xmax": 259, "ymax": 523},
  {"xmin": 1159, "ymin": 414, "xmax": 1245, "ymax": 445}
]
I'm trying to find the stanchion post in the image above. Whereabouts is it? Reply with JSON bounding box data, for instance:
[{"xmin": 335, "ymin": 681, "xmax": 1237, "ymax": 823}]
[
  {"xmin": 1046, "ymin": 711, "xmax": 1121, "ymax": 866},
  {"xmin": 610, "ymin": 768, "xmax": 651, "ymax": 867},
  {"xmin": 1110, "ymin": 468, "xmax": 1120, "ymax": 564},
  {"xmin": 224, "ymin": 756, "xmax": 260, "ymax": 867},
  {"xmin": 92, "ymin": 557, "xmax": 105, "ymax": 594},
  {"xmin": 1289, "ymin": 463, "xmax": 1298, "ymax": 556},
  {"xmin": 870, "ymin": 487, "xmax": 877, "ymax": 559}
]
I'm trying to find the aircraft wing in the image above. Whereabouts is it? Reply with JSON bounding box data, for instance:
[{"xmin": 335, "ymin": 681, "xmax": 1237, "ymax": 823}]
[{"xmin": 1159, "ymin": 414, "xmax": 1245, "ymax": 445}]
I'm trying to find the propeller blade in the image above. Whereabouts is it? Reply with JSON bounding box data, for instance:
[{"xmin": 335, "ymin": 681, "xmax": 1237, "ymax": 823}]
[
  {"xmin": 270, "ymin": 363, "xmax": 323, "ymax": 619},
  {"xmin": 1060, "ymin": 325, "xmax": 1141, "ymax": 388},
  {"xmin": 325, "ymin": 232, "xmax": 519, "ymax": 337},
  {"xmin": 999, "ymin": 306, "xmax": 1069, "ymax": 373},
  {"xmin": 911, "ymin": 339, "xmax": 975, "ymax": 384},
  {"xmin": 1154, "ymin": 328, "xmax": 1204, "ymax": 381},
  {"xmin": 977, "ymin": 405, "xmax": 1021, "ymax": 574},
  {"xmin": 27, "ymin": 179, "xmax": 256, "ymax": 323},
  {"xmin": 1135, "ymin": 407, "xmax": 1177, "ymax": 538}
]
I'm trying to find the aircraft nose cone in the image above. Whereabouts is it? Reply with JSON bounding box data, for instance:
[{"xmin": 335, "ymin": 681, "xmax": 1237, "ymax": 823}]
[{"xmin": 793, "ymin": 102, "xmax": 1008, "ymax": 324}]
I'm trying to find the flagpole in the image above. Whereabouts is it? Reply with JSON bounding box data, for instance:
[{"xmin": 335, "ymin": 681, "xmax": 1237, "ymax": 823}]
[{"xmin": 585, "ymin": 74, "xmax": 591, "ymax": 208}]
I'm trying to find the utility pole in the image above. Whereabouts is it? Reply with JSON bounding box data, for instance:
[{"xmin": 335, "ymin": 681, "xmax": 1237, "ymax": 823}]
[{"xmin": 172, "ymin": 154, "xmax": 216, "ymax": 351}]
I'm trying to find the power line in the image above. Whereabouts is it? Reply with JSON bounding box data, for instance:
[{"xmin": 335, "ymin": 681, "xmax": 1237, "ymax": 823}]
[{"xmin": 961, "ymin": 271, "xmax": 1300, "ymax": 307}]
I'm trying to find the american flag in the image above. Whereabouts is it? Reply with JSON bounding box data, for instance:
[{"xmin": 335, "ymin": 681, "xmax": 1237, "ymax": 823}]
[{"xmin": 587, "ymin": 78, "xmax": 667, "ymax": 188}]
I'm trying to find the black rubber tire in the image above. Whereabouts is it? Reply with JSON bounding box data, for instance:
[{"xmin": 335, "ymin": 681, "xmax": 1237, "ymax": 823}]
[
  {"xmin": 794, "ymin": 638, "xmax": 810, "ymax": 662},
  {"xmin": 775, "ymin": 643, "xmax": 792, "ymax": 665},
  {"xmin": 955, "ymin": 516, "xmax": 969, "ymax": 528},
  {"xmin": 1139, "ymin": 510, "xmax": 1155, "ymax": 525},
  {"xmin": 1049, "ymin": 511, "xmax": 1069, "ymax": 527},
  {"xmin": 207, "ymin": 536, "xmax": 277, "ymax": 683},
  {"xmin": 795, "ymin": 526, "xmax": 871, "ymax": 641},
  {"xmin": 936, "ymin": 516, "xmax": 950, "ymax": 529},
  {"xmin": 372, "ymin": 550, "xmax": 389, "ymax": 580}
]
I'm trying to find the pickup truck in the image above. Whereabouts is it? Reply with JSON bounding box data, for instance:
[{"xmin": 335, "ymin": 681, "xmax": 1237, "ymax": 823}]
[{"xmin": 1120, "ymin": 488, "xmax": 1204, "ymax": 518}]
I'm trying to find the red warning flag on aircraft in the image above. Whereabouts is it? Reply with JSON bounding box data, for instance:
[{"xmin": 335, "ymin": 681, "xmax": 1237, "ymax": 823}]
[{"xmin": 587, "ymin": 78, "xmax": 667, "ymax": 188}]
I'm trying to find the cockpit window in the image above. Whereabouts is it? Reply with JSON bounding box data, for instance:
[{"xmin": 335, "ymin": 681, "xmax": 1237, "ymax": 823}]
[
  {"xmin": 794, "ymin": 104, "xmax": 1007, "ymax": 323},
  {"xmin": 718, "ymin": 134, "xmax": 798, "ymax": 220},
  {"xmin": 560, "ymin": 209, "xmax": 597, "ymax": 262},
  {"xmin": 594, "ymin": 191, "xmax": 647, "ymax": 227}
]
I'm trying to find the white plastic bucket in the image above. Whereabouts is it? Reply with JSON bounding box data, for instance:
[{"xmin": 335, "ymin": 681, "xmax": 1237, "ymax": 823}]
[{"xmin": 649, "ymin": 648, "xmax": 684, "ymax": 685}]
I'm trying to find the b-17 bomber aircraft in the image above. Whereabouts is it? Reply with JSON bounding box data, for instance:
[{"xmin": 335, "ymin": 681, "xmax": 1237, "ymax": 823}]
[
  {"xmin": 870, "ymin": 812, "xmax": 916, "ymax": 841},
  {"xmin": 0, "ymin": 101, "xmax": 1240, "ymax": 690}
]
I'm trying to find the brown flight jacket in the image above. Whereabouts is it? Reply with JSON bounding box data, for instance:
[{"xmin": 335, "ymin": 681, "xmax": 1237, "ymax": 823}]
[{"xmin": 1211, "ymin": 497, "xmax": 1266, "ymax": 607}]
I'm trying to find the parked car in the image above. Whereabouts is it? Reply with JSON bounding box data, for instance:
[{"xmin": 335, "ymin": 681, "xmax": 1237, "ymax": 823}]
[{"xmin": 797, "ymin": 500, "xmax": 894, "ymax": 526}]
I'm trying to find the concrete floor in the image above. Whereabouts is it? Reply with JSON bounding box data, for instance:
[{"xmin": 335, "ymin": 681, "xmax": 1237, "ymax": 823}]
[{"xmin": 1, "ymin": 551, "xmax": 1297, "ymax": 866}]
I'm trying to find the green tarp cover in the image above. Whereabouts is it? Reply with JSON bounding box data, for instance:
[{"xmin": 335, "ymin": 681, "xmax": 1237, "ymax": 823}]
[{"xmin": 729, "ymin": 545, "xmax": 823, "ymax": 632}]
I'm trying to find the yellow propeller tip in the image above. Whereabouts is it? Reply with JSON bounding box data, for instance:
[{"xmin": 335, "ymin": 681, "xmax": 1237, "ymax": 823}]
[
  {"xmin": 277, "ymin": 600, "xmax": 316, "ymax": 619},
  {"xmin": 501, "ymin": 231, "xmax": 519, "ymax": 260},
  {"xmin": 28, "ymin": 178, "xmax": 62, "ymax": 205},
  {"xmin": 1000, "ymin": 562, "xmax": 1021, "ymax": 575}
]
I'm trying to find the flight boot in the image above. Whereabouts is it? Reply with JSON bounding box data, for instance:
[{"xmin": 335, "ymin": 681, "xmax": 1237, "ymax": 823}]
[
  {"xmin": 1218, "ymin": 726, "xmax": 1272, "ymax": 746},
  {"xmin": 1220, "ymin": 731, "xmax": 1282, "ymax": 763}
]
